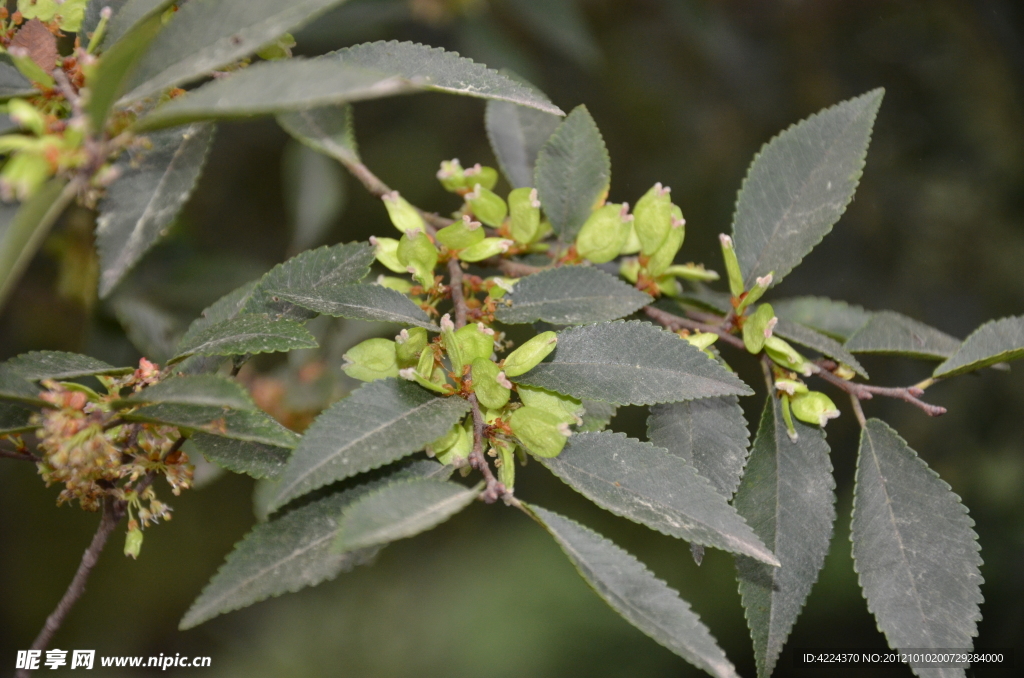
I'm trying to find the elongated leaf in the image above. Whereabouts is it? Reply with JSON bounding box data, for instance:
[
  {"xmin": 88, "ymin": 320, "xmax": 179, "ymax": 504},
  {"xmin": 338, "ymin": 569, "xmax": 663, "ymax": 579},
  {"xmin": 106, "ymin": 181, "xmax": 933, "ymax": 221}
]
[
  {"xmin": 336, "ymin": 477, "xmax": 480, "ymax": 552},
  {"xmin": 514, "ymin": 320, "xmax": 752, "ymax": 406},
  {"xmin": 732, "ymin": 89, "xmax": 883, "ymax": 287},
  {"xmin": 97, "ymin": 123, "xmax": 214, "ymax": 297},
  {"xmin": 111, "ymin": 295, "xmax": 181, "ymax": 362},
  {"xmin": 241, "ymin": 241, "xmax": 376, "ymax": 321},
  {"xmin": 496, "ymin": 267, "xmax": 651, "ymax": 325},
  {"xmin": 121, "ymin": 374, "xmax": 255, "ymax": 410},
  {"xmin": 579, "ymin": 399, "xmax": 616, "ymax": 432},
  {"xmin": 647, "ymin": 396, "xmax": 750, "ymax": 499},
  {"xmin": 734, "ymin": 397, "xmax": 836, "ymax": 678},
  {"xmin": 269, "ymin": 379, "xmax": 470, "ymax": 512},
  {"xmin": 273, "ymin": 284, "xmax": 438, "ymax": 330},
  {"xmin": 0, "ymin": 179, "xmax": 74, "ymax": 312},
  {"xmin": 0, "ymin": 400, "xmax": 34, "ymax": 434},
  {"xmin": 528, "ymin": 504, "xmax": 739, "ymax": 678},
  {"xmin": 771, "ymin": 296, "xmax": 871, "ymax": 341},
  {"xmin": 104, "ymin": 0, "xmax": 176, "ymax": 47},
  {"xmin": 278, "ymin": 104, "xmax": 359, "ymax": 165},
  {"xmin": 84, "ymin": 0, "xmax": 130, "ymax": 36},
  {"xmin": 190, "ymin": 433, "xmax": 290, "ymax": 480},
  {"xmin": 122, "ymin": 0, "xmax": 354, "ymax": 103},
  {"xmin": 1, "ymin": 350, "xmax": 125, "ymax": 381},
  {"xmin": 852, "ymin": 419, "xmax": 982, "ymax": 677},
  {"xmin": 124, "ymin": 403, "xmax": 300, "ymax": 448},
  {"xmin": 933, "ymin": 315, "xmax": 1024, "ymax": 378},
  {"xmin": 534, "ymin": 105, "xmax": 611, "ymax": 241},
  {"xmin": 542, "ymin": 431, "xmax": 777, "ymax": 564},
  {"xmin": 172, "ymin": 314, "xmax": 317, "ymax": 360},
  {"xmin": 844, "ymin": 311, "xmax": 960, "ymax": 360},
  {"xmin": 0, "ymin": 55, "xmax": 34, "ymax": 99},
  {"xmin": 485, "ymin": 99, "xmax": 562, "ymax": 188},
  {"xmin": 773, "ymin": 317, "xmax": 867, "ymax": 378}
]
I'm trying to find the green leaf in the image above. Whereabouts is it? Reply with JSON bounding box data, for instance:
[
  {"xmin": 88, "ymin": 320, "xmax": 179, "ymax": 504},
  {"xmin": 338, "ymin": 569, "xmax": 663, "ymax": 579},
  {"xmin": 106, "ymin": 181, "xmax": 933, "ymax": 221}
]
[
  {"xmin": 104, "ymin": 0, "xmax": 176, "ymax": 48},
  {"xmin": 843, "ymin": 311, "xmax": 960, "ymax": 360},
  {"xmin": 124, "ymin": 403, "xmax": 300, "ymax": 448},
  {"xmin": 278, "ymin": 104, "xmax": 360, "ymax": 165},
  {"xmin": 0, "ymin": 179, "xmax": 75, "ymax": 312},
  {"xmin": 190, "ymin": 433, "xmax": 290, "ymax": 480},
  {"xmin": 495, "ymin": 267, "xmax": 651, "ymax": 325},
  {"xmin": 172, "ymin": 314, "xmax": 317, "ymax": 360},
  {"xmin": 84, "ymin": 1, "xmax": 130, "ymax": 36},
  {"xmin": 527, "ymin": 504, "xmax": 739, "ymax": 678},
  {"xmin": 110, "ymin": 295, "xmax": 181, "ymax": 363},
  {"xmin": 542, "ymin": 431, "xmax": 777, "ymax": 565},
  {"xmin": 121, "ymin": 374, "xmax": 255, "ymax": 410},
  {"xmin": 1, "ymin": 350, "xmax": 126, "ymax": 381},
  {"xmin": 732, "ymin": 89, "xmax": 883, "ymax": 288},
  {"xmin": 773, "ymin": 317, "xmax": 868, "ymax": 378},
  {"xmin": 485, "ymin": 99, "xmax": 562, "ymax": 188},
  {"xmin": 268, "ymin": 379, "xmax": 471, "ymax": 512},
  {"xmin": 534, "ymin": 105, "xmax": 611, "ymax": 241},
  {"xmin": 241, "ymin": 241, "xmax": 376, "ymax": 321},
  {"xmin": 734, "ymin": 397, "xmax": 836, "ymax": 678},
  {"xmin": 578, "ymin": 399, "xmax": 617, "ymax": 432},
  {"xmin": 770, "ymin": 296, "xmax": 871, "ymax": 341},
  {"xmin": 851, "ymin": 419, "xmax": 982, "ymax": 676},
  {"xmin": 514, "ymin": 320, "xmax": 752, "ymax": 406},
  {"xmin": 933, "ymin": 315, "xmax": 1024, "ymax": 378},
  {"xmin": 122, "ymin": 0, "xmax": 354, "ymax": 103},
  {"xmin": 336, "ymin": 477, "xmax": 480, "ymax": 552},
  {"xmin": 97, "ymin": 123, "xmax": 215, "ymax": 297},
  {"xmin": 0, "ymin": 400, "xmax": 34, "ymax": 434},
  {"xmin": 647, "ymin": 396, "xmax": 750, "ymax": 499},
  {"xmin": 272, "ymin": 283, "xmax": 438, "ymax": 330},
  {"xmin": 0, "ymin": 55, "xmax": 34, "ymax": 99}
]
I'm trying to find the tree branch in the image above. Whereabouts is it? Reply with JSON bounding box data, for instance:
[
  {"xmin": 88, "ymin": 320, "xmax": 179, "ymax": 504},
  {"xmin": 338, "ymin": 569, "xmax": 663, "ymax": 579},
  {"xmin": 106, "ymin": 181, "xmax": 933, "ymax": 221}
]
[
  {"xmin": 643, "ymin": 305, "xmax": 746, "ymax": 351},
  {"xmin": 0, "ymin": 448, "xmax": 39, "ymax": 462},
  {"xmin": 447, "ymin": 259, "xmax": 468, "ymax": 329},
  {"xmin": 467, "ymin": 394, "xmax": 505, "ymax": 504},
  {"xmin": 813, "ymin": 360, "xmax": 947, "ymax": 417}
]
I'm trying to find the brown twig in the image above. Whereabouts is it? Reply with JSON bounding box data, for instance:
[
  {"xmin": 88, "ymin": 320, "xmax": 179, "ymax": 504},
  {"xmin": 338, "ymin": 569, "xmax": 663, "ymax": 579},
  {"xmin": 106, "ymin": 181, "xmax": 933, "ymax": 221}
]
[
  {"xmin": 16, "ymin": 498, "xmax": 125, "ymax": 677},
  {"xmin": 643, "ymin": 305, "xmax": 746, "ymax": 351},
  {"xmin": 336, "ymin": 156, "xmax": 452, "ymax": 231},
  {"xmin": 848, "ymin": 393, "xmax": 868, "ymax": 427},
  {"xmin": 447, "ymin": 259, "xmax": 468, "ymax": 329},
  {"xmin": 467, "ymin": 394, "xmax": 505, "ymax": 504},
  {"xmin": 813, "ymin": 361, "xmax": 947, "ymax": 417},
  {"xmin": 0, "ymin": 448, "xmax": 39, "ymax": 462}
]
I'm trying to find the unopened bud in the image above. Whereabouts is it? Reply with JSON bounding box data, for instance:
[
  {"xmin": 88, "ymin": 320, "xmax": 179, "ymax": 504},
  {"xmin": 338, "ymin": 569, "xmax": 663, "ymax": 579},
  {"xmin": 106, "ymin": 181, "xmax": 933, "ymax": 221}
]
[
  {"xmin": 790, "ymin": 391, "xmax": 840, "ymax": 427},
  {"xmin": 575, "ymin": 203, "xmax": 632, "ymax": 264},
  {"xmin": 684, "ymin": 332, "xmax": 719, "ymax": 352},
  {"xmin": 508, "ymin": 187, "xmax": 542, "ymax": 244},
  {"xmin": 435, "ymin": 423, "xmax": 472, "ymax": 465},
  {"xmin": 503, "ymin": 331, "xmax": 557, "ymax": 377},
  {"xmin": 382, "ymin": 191, "xmax": 426, "ymax": 233},
  {"xmin": 517, "ymin": 384, "xmax": 583, "ymax": 425},
  {"xmin": 124, "ymin": 527, "xmax": 143, "ymax": 559},
  {"xmin": 466, "ymin": 184, "xmax": 508, "ymax": 227},
  {"xmin": 736, "ymin": 272, "xmax": 773, "ymax": 314},
  {"xmin": 494, "ymin": 439, "xmax": 517, "ymax": 489},
  {"xmin": 764, "ymin": 336, "xmax": 815, "ymax": 376},
  {"xmin": 395, "ymin": 327, "xmax": 428, "ymax": 367},
  {"xmin": 454, "ymin": 324, "xmax": 495, "ymax": 367},
  {"xmin": 487, "ymin": 277, "xmax": 515, "ymax": 299},
  {"xmin": 397, "ymin": 230, "xmax": 438, "ymax": 286},
  {"xmin": 774, "ymin": 378, "xmax": 808, "ymax": 397},
  {"xmin": 633, "ymin": 183, "xmax": 673, "ymax": 255},
  {"xmin": 370, "ymin": 236, "xmax": 406, "ymax": 273},
  {"xmin": 437, "ymin": 159, "xmax": 466, "ymax": 192},
  {"xmin": 464, "ymin": 164, "xmax": 499, "ymax": 191},
  {"xmin": 742, "ymin": 303, "xmax": 776, "ymax": 354},
  {"xmin": 436, "ymin": 215, "xmax": 485, "ymax": 250},
  {"xmin": 662, "ymin": 263, "xmax": 719, "ymax": 281},
  {"xmin": 458, "ymin": 237, "xmax": 513, "ymax": 262},
  {"xmin": 618, "ymin": 220, "xmax": 642, "ymax": 255},
  {"xmin": 377, "ymin": 275, "xmax": 414, "ymax": 294},
  {"xmin": 719, "ymin": 233, "xmax": 745, "ymax": 297},
  {"xmin": 342, "ymin": 338, "xmax": 399, "ymax": 382},
  {"xmin": 509, "ymin": 406, "xmax": 571, "ymax": 458},
  {"xmin": 472, "ymin": 358, "xmax": 511, "ymax": 410},
  {"xmin": 644, "ymin": 206, "xmax": 685, "ymax": 276},
  {"xmin": 619, "ymin": 257, "xmax": 641, "ymax": 284},
  {"xmin": 7, "ymin": 99, "xmax": 46, "ymax": 136}
]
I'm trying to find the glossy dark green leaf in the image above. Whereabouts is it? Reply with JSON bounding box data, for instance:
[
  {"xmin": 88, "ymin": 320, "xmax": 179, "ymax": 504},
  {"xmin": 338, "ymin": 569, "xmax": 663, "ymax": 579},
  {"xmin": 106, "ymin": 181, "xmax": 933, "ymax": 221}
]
[
  {"xmin": 273, "ymin": 283, "xmax": 438, "ymax": 330},
  {"xmin": 121, "ymin": 374, "xmax": 255, "ymax": 410},
  {"xmin": 770, "ymin": 296, "xmax": 871, "ymax": 341},
  {"xmin": 190, "ymin": 433, "xmax": 291, "ymax": 480},
  {"xmin": 172, "ymin": 314, "xmax": 317, "ymax": 360},
  {"xmin": 278, "ymin": 104, "xmax": 360, "ymax": 165},
  {"xmin": 268, "ymin": 379, "xmax": 471, "ymax": 512},
  {"xmin": 122, "ymin": 0, "xmax": 355, "ymax": 103},
  {"xmin": 97, "ymin": 123, "xmax": 214, "ymax": 297},
  {"xmin": 496, "ymin": 267, "xmax": 651, "ymax": 325},
  {"xmin": 647, "ymin": 396, "xmax": 750, "ymax": 499},
  {"xmin": 852, "ymin": 419, "xmax": 982, "ymax": 677},
  {"xmin": 844, "ymin": 311, "xmax": 960, "ymax": 360},
  {"xmin": 734, "ymin": 397, "xmax": 836, "ymax": 678},
  {"xmin": 336, "ymin": 477, "xmax": 480, "ymax": 552},
  {"xmin": 732, "ymin": 89, "xmax": 883, "ymax": 287},
  {"xmin": 528, "ymin": 504, "xmax": 739, "ymax": 678},
  {"xmin": 773, "ymin": 317, "xmax": 867, "ymax": 377},
  {"xmin": 542, "ymin": 431, "xmax": 777, "ymax": 564},
  {"xmin": 485, "ymin": 99, "xmax": 562, "ymax": 188},
  {"xmin": 514, "ymin": 321, "xmax": 752, "ymax": 406},
  {"xmin": 534, "ymin": 105, "xmax": 611, "ymax": 241},
  {"xmin": 124, "ymin": 402, "xmax": 300, "ymax": 448},
  {"xmin": 933, "ymin": 315, "xmax": 1024, "ymax": 378}
]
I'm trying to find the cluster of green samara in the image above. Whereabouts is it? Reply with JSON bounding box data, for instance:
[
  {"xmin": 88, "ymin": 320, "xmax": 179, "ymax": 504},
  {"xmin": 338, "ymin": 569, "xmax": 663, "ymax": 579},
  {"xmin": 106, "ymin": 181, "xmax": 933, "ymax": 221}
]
[{"xmin": 3, "ymin": 2, "xmax": 1024, "ymax": 676}]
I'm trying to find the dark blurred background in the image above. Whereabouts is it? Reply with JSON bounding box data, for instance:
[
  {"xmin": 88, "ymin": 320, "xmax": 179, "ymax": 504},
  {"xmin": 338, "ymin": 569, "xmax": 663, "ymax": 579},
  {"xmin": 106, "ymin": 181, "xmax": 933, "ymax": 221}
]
[{"xmin": 2, "ymin": 0, "xmax": 1023, "ymax": 676}]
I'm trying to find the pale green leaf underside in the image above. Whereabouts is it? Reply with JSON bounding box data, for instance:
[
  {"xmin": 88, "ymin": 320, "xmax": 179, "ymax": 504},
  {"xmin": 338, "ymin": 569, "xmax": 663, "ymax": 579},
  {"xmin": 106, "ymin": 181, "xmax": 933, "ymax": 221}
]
[
  {"xmin": 268, "ymin": 379, "xmax": 471, "ymax": 512},
  {"xmin": 732, "ymin": 89, "xmax": 883, "ymax": 288},
  {"xmin": 496, "ymin": 267, "xmax": 651, "ymax": 325},
  {"xmin": 851, "ymin": 419, "xmax": 982, "ymax": 678},
  {"xmin": 734, "ymin": 397, "xmax": 836, "ymax": 678},
  {"xmin": 190, "ymin": 433, "xmax": 291, "ymax": 480},
  {"xmin": 123, "ymin": 0, "xmax": 354, "ymax": 103},
  {"xmin": 514, "ymin": 321, "xmax": 753, "ymax": 406},
  {"xmin": 773, "ymin": 317, "xmax": 867, "ymax": 377},
  {"xmin": 172, "ymin": 314, "xmax": 317, "ymax": 360},
  {"xmin": 844, "ymin": 311, "xmax": 960, "ymax": 360},
  {"xmin": 97, "ymin": 123, "xmax": 214, "ymax": 297},
  {"xmin": 647, "ymin": 396, "xmax": 750, "ymax": 499},
  {"xmin": 528, "ymin": 504, "xmax": 739, "ymax": 678},
  {"xmin": 122, "ymin": 374, "xmax": 255, "ymax": 410},
  {"xmin": 534, "ymin": 105, "xmax": 611, "ymax": 241},
  {"xmin": 278, "ymin": 104, "xmax": 359, "ymax": 165},
  {"xmin": 933, "ymin": 315, "xmax": 1024, "ymax": 378},
  {"xmin": 544, "ymin": 432, "xmax": 777, "ymax": 564},
  {"xmin": 124, "ymin": 403, "xmax": 300, "ymax": 448},
  {"xmin": 485, "ymin": 99, "xmax": 562, "ymax": 188},
  {"xmin": 770, "ymin": 296, "xmax": 871, "ymax": 341},
  {"xmin": 336, "ymin": 477, "xmax": 480, "ymax": 552},
  {"xmin": 273, "ymin": 284, "xmax": 438, "ymax": 330}
]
